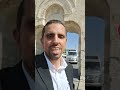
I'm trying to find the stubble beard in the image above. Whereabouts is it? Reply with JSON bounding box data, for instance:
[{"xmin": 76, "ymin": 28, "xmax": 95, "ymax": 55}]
[{"xmin": 46, "ymin": 50, "xmax": 62, "ymax": 61}]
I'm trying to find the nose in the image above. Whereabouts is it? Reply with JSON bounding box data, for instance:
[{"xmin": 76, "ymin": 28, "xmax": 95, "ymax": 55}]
[{"xmin": 53, "ymin": 35, "xmax": 59, "ymax": 44}]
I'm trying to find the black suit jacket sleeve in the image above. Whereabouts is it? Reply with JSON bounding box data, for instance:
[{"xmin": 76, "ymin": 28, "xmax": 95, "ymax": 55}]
[{"xmin": 0, "ymin": 61, "xmax": 30, "ymax": 90}]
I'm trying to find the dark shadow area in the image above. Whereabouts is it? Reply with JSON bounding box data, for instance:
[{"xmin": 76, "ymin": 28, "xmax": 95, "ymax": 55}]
[
  {"xmin": 73, "ymin": 68, "xmax": 79, "ymax": 79},
  {"xmin": 86, "ymin": 86, "xmax": 101, "ymax": 90}
]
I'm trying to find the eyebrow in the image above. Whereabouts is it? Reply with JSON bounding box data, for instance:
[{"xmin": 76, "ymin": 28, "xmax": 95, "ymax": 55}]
[{"xmin": 45, "ymin": 32, "xmax": 66, "ymax": 37}]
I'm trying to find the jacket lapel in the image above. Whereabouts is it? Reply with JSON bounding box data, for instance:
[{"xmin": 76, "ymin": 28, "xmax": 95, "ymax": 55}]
[
  {"xmin": 36, "ymin": 53, "xmax": 54, "ymax": 90},
  {"xmin": 65, "ymin": 63, "xmax": 74, "ymax": 90}
]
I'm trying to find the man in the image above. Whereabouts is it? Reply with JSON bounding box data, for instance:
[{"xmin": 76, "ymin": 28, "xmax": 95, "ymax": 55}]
[
  {"xmin": 0, "ymin": 0, "xmax": 35, "ymax": 90},
  {"xmin": 35, "ymin": 20, "xmax": 74, "ymax": 90}
]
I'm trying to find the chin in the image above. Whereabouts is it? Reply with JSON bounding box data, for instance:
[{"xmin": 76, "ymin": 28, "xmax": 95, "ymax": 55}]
[
  {"xmin": 49, "ymin": 54, "xmax": 60, "ymax": 59},
  {"xmin": 53, "ymin": 54, "xmax": 61, "ymax": 59}
]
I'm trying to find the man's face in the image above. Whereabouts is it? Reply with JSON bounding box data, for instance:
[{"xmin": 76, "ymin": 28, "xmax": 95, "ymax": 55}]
[
  {"xmin": 41, "ymin": 23, "xmax": 67, "ymax": 60},
  {"xmin": 14, "ymin": 0, "xmax": 35, "ymax": 66}
]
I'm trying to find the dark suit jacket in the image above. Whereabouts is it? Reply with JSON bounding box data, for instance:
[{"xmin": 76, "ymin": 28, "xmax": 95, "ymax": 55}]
[
  {"xmin": 35, "ymin": 53, "xmax": 74, "ymax": 90},
  {"xmin": 0, "ymin": 61, "xmax": 30, "ymax": 90}
]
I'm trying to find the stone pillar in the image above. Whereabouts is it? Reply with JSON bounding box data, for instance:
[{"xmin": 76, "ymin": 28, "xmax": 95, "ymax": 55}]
[
  {"xmin": 78, "ymin": 25, "xmax": 85, "ymax": 90},
  {"xmin": 109, "ymin": 15, "xmax": 120, "ymax": 90}
]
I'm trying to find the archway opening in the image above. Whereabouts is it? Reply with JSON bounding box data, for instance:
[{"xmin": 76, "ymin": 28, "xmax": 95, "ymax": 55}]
[{"xmin": 64, "ymin": 21, "xmax": 81, "ymax": 81}]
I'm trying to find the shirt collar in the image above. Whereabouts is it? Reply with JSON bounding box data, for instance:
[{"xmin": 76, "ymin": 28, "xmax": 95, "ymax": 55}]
[{"xmin": 44, "ymin": 52, "xmax": 68, "ymax": 72}]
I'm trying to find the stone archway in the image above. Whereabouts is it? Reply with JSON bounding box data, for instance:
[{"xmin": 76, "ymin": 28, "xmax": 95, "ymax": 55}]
[
  {"xmin": 65, "ymin": 20, "xmax": 82, "ymax": 76},
  {"xmin": 65, "ymin": 21, "xmax": 81, "ymax": 34},
  {"xmin": 64, "ymin": 21, "xmax": 81, "ymax": 58},
  {"xmin": 35, "ymin": 0, "xmax": 73, "ymax": 26},
  {"xmin": 36, "ymin": 0, "xmax": 73, "ymax": 18},
  {"xmin": 45, "ymin": 4, "xmax": 64, "ymax": 23}
]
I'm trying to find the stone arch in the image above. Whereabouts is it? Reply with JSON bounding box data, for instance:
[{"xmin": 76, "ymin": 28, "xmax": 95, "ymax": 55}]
[
  {"xmin": 45, "ymin": 4, "xmax": 64, "ymax": 23},
  {"xmin": 36, "ymin": 0, "xmax": 73, "ymax": 20},
  {"xmin": 65, "ymin": 21, "xmax": 81, "ymax": 34},
  {"xmin": 65, "ymin": 21, "xmax": 82, "ymax": 76},
  {"xmin": 65, "ymin": 21, "xmax": 81, "ymax": 57}
]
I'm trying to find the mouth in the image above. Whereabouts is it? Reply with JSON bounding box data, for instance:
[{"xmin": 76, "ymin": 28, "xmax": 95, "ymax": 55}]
[
  {"xmin": 50, "ymin": 47, "xmax": 61, "ymax": 54},
  {"xmin": 51, "ymin": 47, "xmax": 60, "ymax": 50}
]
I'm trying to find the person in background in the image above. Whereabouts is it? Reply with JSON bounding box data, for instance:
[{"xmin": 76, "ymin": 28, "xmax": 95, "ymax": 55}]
[{"xmin": 0, "ymin": 0, "xmax": 35, "ymax": 90}]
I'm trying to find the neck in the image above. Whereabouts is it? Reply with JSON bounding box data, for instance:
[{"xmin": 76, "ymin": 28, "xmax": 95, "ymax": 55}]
[{"xmin": 49, "ymin": 58, "xmax": 62, "ymax": 70}]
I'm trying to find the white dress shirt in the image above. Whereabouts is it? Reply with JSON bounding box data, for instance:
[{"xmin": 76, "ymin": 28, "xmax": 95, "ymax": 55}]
[
  {"xmin": 22, "ymin": 62, "xmax": 35, "ymax": 90},
  {"xmin": 44, "ymin": 53, "xmax": 70, "ymax": 90}
]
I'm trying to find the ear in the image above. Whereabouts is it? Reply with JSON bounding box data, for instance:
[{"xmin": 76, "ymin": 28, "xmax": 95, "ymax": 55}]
[{"xmin": 13, "ymin": 29, "xmax": 20, "ymax": 45}]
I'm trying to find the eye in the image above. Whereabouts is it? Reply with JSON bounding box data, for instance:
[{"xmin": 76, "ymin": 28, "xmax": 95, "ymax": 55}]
[
  {"xmin": 46, "ymin": 33, "xmax": 54, "ymax": 39},
  {"xmin": 58, "ymin": 34, "xmax": 65, "ymax": 39}
]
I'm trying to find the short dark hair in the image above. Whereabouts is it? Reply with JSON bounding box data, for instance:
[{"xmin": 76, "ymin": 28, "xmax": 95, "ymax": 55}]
[
  {"xmin": 16, "ymin": 0, "xmax": 24, "ymax": 31},
  {"xmin": 41, "ymin": 20, "xmax": 66, "ymax": 39}
]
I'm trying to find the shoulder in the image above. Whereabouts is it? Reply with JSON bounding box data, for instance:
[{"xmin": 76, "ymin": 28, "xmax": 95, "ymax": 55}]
[
  {"xmin": 0, "ymin": 62, "xmax": 30, "ymax": 90},
  {"xmin": 36, "ymin": 52, "xmax": 44, "ymax": 57},
  {"xmin": 35, "ymin": 53, "xmax": 44, "ymax": 60},
  {"xmin": 35, "ymin": 52, "xmax": 48, "ymax": 68},
  {"xmin": 66, "ymin": 62, "xmax": 73, "ymax": 71},
  {"xmin": 0, "ymin": 67, "xmax": 16, "ymax": 82},
  {"xmin": 67, "ymin": 62, "xmax": 73, "ymax": 67},
  {"xmin": 35, "ymin": 53, "xmax": 45, "ymax": 63},
  {"xmin": 0, "ymin": 62, "xmax": 22, "ymax": 79}
]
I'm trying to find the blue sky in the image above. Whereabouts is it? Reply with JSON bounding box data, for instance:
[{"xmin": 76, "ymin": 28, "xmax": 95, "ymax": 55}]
[{"xmin": 66, "ymin": 32, "xmax": 79, "ymax": 50}]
